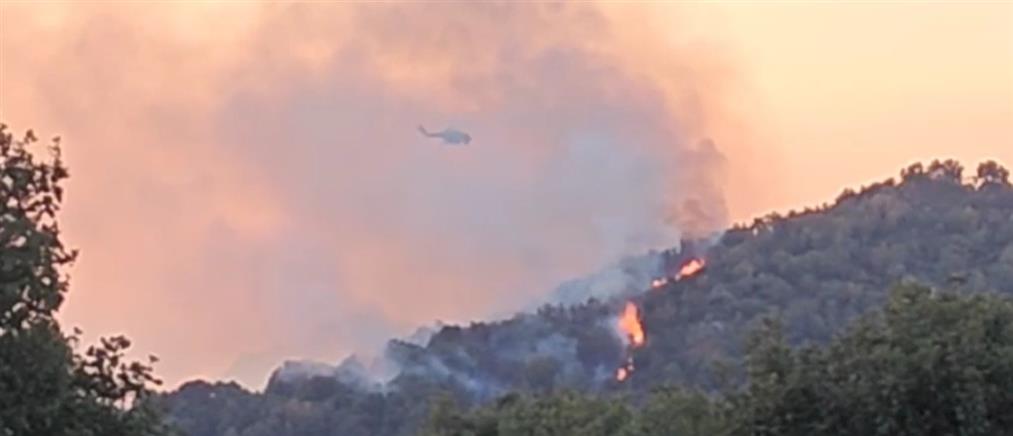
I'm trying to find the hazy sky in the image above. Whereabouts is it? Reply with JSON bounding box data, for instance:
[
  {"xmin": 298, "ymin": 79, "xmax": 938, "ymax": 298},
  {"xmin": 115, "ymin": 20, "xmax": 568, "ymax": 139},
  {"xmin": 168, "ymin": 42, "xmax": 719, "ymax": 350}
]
[{"xmin": 1, "ymin": 2, "xmax": 1010, "ymax": 389}]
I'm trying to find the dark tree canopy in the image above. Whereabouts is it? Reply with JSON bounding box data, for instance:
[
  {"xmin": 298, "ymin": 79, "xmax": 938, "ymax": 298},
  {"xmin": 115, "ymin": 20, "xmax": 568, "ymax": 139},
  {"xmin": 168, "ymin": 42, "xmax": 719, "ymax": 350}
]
[
  {"xmin": 160, "ymin": 159, "xmax": 1013, "ymax": 436},
  {"xmin": 730, "ymin": 284, "xmax": 1013, "ymax": 436},
  {"xmin": 927, "ymin": 158, "xmax": 964, "ymax": 182},
  {"xmin": 0, "ymin": 125, "xmax": 166, "ymax": 436},
  {"xmin": 425, "ymin": 285, "xmax": 1013, "ymax": 436},
  {"xmin": 976, "ymin": 160, "xmax": 1011, "ymax": 187},
  {"xmin": 0, "ymin": 126, "xmax": 74, "ymax": 330}
]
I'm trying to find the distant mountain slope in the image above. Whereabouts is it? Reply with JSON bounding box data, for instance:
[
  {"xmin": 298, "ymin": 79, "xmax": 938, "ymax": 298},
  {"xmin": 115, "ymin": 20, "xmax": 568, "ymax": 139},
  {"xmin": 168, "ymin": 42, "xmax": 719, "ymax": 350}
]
[{"xmin": 159, "ymin": 160, "xmax": 1013, "ymax": 436}]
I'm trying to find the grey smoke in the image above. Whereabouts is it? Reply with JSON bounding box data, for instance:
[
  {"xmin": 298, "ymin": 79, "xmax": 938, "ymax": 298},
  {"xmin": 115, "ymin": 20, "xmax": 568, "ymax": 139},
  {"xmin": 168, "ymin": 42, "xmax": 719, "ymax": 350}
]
[
  {"xmin": 544, "ymin": 250, "xmax": 665, "ymax": 307},
  {"xmin": 81, "ymin": 2, "xmax": 731, "ymax": 388}
]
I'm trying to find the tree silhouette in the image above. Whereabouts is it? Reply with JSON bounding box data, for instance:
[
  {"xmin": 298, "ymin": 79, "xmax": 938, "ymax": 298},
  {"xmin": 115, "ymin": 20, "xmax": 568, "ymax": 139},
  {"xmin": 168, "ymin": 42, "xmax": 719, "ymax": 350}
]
[
  {"xmin": 0, "ymin": 124, "xmax": 167, "ymax": 436},
  {"xmin": 976, "ymin": 160, "xmax": 1011, "ymax": 187}
]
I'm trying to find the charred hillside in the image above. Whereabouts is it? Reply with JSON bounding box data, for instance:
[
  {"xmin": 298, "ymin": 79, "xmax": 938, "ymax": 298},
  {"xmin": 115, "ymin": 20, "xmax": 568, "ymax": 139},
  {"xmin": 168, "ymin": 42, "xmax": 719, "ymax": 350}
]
[{"xmin": 159, "ymin": 160, "xmax": 1013, "ymax": 436}]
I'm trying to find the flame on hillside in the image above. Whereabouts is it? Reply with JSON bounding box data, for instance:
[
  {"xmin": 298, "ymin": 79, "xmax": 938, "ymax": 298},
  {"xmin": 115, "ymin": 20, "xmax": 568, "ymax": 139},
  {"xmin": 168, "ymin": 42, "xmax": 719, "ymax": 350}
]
[
  {"xmin": 675, "ymin": 258, "xmax": 706, "ymax": 280},
  {"xmin": 615, "ymin": 356, "xmax": 635, "ymax": 382},
  {"xmin": 619, "ymin": 256, "xmax": 707, "ymax": 382},
  {"xmin": 617, "ymin": 302, "xmax": 645, "ymax": 347},
  {"xmin": 615, "ymin": 302, "xmax": 645, "ymax": 381},
  {"xmin": 650, "ymin": 257, "xmax": 706, "ymax": 290}
]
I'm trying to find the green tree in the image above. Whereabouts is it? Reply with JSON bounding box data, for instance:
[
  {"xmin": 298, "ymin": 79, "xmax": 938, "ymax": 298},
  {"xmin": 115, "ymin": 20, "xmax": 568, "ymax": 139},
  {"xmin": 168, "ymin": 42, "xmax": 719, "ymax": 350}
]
[
  {"xmin": 424, "ymin": 284, "xmax": 1013, "ymax": 436},
  {"xmin": 730, "ymin": 284, "xmax": 1013, "ymax": 436},
  {"xmin": 424, "ymin": 392, "xmax": 632, "ymax": 436},
  {"xmin": 165, "ymin": 158, "xmax": 1013, "ymax": 436},
  {"xmin": 622, "ymin": 387, "xmax": 729, "ymax": 436},
  {"xmin": 928, "ymin": 159, "xmax": 964, "ymax": 182},
  {"xmin": 0, "ymin": 125, "xmax": 167, "ymax": 436},
  {"xmin": 975, "ymin": 160, "xmax": 1010, "ymax": 187},
  {"xmin": 899, "ymin": 162, "xmax": 926, "ymax": 181}
]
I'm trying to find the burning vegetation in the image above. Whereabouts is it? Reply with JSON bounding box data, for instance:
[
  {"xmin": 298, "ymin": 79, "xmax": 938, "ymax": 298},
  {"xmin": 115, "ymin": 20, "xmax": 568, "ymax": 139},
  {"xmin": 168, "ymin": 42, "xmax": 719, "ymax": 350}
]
[
  {"xmin": 160, "ymin": 160, "xmax": 1013, "ymax": 436},
  {"xmin": 615, "ymin": 301, "xmax": 645, "ymax": 381},
  {"xmin": 615, "ymin": 356, "xmax": 635, "ymax": 382},
  {"xmin": 628, "ymin": 256, "xmax": 708, "ymax": 380},
  {"xmin": 650, "ymin": 257, "xmax": 707, "ymax": 290},
  {"xmin": 617, "ymin": 302, "xmax": 645, "ymax": 347},
  {"xmin": 676, "ymin": 258, "xmax": 706, "ymax": 280}
]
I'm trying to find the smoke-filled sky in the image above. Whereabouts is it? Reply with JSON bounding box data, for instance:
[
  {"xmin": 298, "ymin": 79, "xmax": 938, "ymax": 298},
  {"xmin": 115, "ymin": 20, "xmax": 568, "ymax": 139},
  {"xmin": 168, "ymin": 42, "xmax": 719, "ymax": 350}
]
[{"xmin": 1, "ymin": 2, "xmax": 1010, "ymax": 389}]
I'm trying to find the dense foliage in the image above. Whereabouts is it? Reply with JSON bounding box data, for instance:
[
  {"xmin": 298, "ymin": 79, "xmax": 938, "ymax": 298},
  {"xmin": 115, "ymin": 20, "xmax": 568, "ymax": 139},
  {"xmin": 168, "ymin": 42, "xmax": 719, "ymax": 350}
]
[
  {"xmin": 160, "ymin": 159, "xmax": 1013, "ymax": 436},
  {"xmin": 730, "ymin": 284, "xmax": 1013, "ymax": 436},
  {"xmin": 425, "ymin": 284, "xmax": 1013, "ymax": 435},
  {"xmin": 0, "ymin": 125, "xmax": 166, "ymax": 436}
]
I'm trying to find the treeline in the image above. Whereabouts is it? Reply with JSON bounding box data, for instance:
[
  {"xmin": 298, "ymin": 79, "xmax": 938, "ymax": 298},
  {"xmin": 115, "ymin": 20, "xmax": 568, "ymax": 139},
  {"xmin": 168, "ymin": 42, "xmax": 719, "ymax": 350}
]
[
  {"xmin": 625, "ymin": 158, "xmax": 1013, "ymax": 390},
  {"xmin": 159, "ymin": 159, "xmax": 1013, "ymax": 436},
  {"xmin": 424, "ymin": 284, "xmax": 1013, "ymax": 436},
  {"xmin": 5, "ymin": 121, "xmax": 1011, "ymax": 436}
]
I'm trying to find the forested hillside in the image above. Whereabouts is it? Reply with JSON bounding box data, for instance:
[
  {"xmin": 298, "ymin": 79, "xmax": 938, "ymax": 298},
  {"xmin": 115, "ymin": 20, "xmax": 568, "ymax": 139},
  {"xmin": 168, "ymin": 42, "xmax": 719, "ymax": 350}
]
[
  {"xmin": 159, "ymin": 160, "xmax": 1013, "ymax": 436},
  {"xmin": 424, "ymin": 284, "xmax": 1013, "ymax": 436}
]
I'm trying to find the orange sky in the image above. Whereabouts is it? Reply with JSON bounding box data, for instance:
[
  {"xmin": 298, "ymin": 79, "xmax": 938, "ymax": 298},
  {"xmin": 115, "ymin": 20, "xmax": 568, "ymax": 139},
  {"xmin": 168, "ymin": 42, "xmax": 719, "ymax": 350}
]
[
  {"xmin": 696, "ymin": 2, "xmax": 1013, "ymax": 214},
  {"xmin": 1, "ymin": 2, "xmax": 1010, "ymax": 389}
]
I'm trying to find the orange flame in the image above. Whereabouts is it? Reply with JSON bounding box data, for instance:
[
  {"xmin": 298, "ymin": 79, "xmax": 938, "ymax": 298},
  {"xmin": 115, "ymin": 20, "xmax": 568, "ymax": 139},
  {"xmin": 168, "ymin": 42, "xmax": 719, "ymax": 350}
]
[
  {"xmin": 675, "ymin": 258, "xmax": 706, "ymax": 280},
  {"xmin": 616, "ymin": 367, "xmax": 628, "ymax": 381},
  {"xmin": 616, "ymin": 302, "xmax": 645, "ymax": 381},
  {"xmin": 617, "ymin": 301, "xmax": 645, "ymax": 347},
  {"xmin": 650, "ymin": 277, "xmax": 670, "ymax": 288},
  {"xmin": 615, "ymin": 356, "xmax": 636, "ymax": 381}
]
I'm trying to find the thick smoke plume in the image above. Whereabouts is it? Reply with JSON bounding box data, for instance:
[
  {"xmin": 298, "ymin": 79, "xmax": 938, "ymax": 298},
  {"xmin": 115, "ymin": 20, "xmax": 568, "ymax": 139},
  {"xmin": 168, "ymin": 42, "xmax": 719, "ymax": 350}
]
[{"xmin": 2, "ymin": 2, "xmax": 738, "ymax": 387}]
